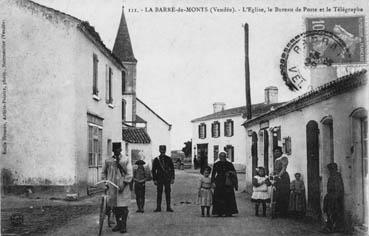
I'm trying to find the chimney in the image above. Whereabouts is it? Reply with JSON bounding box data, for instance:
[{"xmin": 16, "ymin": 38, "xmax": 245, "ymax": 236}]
[
  {"xmin": 264, "ymin": 86, "xmax": 278, "ymax": 104},
  {"xmin": 213, "ymin": 103, "xmax": 226, "ymax": 113}
]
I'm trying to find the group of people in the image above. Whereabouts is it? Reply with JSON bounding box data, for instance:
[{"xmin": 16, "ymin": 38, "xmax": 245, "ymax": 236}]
[
  {"xmin": 249, "ymin": 146, "xmax": 344, "ymax": 233},
  {"xmin": 101, "ymin": 143, "xmax": 345, "ymax": 234},
  {"xmin": 197, "ymin": 152, "xmax": 239, "ymax": 217},
  {"xmin": 101, "ymin": 144, "xmax": 175, "ymax": 234}
]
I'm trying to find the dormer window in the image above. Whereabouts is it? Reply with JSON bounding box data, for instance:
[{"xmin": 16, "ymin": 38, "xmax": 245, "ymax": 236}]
[
  {"xmin": 198, "ymin": 123, "xmax": 206, "ymax": 139},
  {"xmin": 211, "ymin": 121, "xmax": 220, "ymax": 138},
  {"xmin": 224, "ymin": 119, "xmax": 234, "ymax": 137}
]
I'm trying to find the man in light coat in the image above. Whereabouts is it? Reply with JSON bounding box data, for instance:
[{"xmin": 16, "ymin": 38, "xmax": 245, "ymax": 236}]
[{"xmin": 102, "ymin": 143, "xmax": 132, "ymax": 233}]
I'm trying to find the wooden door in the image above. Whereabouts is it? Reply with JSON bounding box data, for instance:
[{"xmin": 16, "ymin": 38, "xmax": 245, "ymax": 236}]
[
  {"xmin": 306, "ymin": 120, "xmax": 321, "ymax": 216},
  {"xmin": 251, "ymin": 132, "xmax": 258, "ymax": 177},
  {"xmin": 361, "ymin": 117, "xmax": 368, "ymax": 224},
  {"xmin": 197, "ymin": 144, "xmax": 208, "ymax": 174}
]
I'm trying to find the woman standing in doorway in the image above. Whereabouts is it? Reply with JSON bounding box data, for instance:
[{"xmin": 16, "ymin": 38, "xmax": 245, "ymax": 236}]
[
  {"xmin": 211, "ymin": 152, "xmax": 238, "ymax": 217},
  {"xmin": 273, "ymin": 146, "xmax": 290, "ymax": 218}
]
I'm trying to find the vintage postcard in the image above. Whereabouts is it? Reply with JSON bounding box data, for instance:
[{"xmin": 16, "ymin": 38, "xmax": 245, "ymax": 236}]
[{"xmin": 1, "ymin": 0, "xmax": 368, "ymax": 235}]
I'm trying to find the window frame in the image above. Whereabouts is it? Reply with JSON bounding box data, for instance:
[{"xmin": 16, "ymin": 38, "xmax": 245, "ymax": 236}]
[
  {"xmin": 211, "ymin": 121, "xmax": 220, "ymax": 138},
  {"xmin": 213, "ymin": 145, "xmax": 219, "ymax": 162},
  {"xmin": 225, "ymin": 145, "xmax": 234, "ymax": 162},
  {"xmin": 88, "ymin": 123, "xmax": 103, "ymax": 168},
  {"xmin": 224, "ymin": 119, "xmax": 234, "ymax": 137},
  {"xmin": 282, "ymin": 136, "xmax": 292, "ymax": 155},
  {"xmin": 122, "ymin": 99, "xmax": 126, "ymax": 121},
  {"xmin": 92, "ymin": 54, "xmax": 99, "ymax": 96},
  {"xmin": 198, "ymin": 123, "xmax": 207, "ymax": 139},
  {"xmin": 122, "ymin": 70, "xmax": 126, "ymax": 94}
]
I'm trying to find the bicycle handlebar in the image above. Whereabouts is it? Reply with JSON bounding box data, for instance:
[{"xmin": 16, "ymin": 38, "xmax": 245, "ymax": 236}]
[{"xmin": 95, "ymin": 180, "xmax": 119, "ymax": 189}]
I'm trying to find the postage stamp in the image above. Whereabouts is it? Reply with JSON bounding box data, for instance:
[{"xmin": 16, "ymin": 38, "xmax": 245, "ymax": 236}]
[
  {"xmin": 305, "ymin": 16, "xmax": 366, "ymax": 64},
  {"xmin": 280, "ymin": 30, "xmax": 349, "ymax": 91}
]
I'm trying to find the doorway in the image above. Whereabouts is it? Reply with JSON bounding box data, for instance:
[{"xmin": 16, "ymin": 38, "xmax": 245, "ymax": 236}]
[
  {"xmin": 306, "ymin": 120, "xmax": 321, "ymax": 216},
  {"xmin": 251, "ymin": 132, "xmax": 258, "ymax": 177},
  {"xmin": 197, "ymin": 144, "xmax": 208, "ymax": 174},
  {"xmin": 263, "ymin": 130, "xmax": 269, "ymax": 174},
  {"xmin": 351, "ymin": 108, "xmax": 368, "ymax": 225}
]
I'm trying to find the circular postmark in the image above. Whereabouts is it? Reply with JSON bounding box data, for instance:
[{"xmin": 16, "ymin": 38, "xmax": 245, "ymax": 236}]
[{"xmin": 280, "ymin": 30, "xmax": 351, "ymax": 91}]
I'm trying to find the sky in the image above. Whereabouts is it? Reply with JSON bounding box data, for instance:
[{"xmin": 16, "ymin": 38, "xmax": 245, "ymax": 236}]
[{"xmin": 33, "ymin": 0, "xmax": 368, "ymax": 149}]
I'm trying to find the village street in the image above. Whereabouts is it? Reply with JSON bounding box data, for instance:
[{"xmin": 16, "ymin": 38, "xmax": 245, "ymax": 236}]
[{"xmin": 46, "ymin": 170, "xmax": 341, "ymax": 236}]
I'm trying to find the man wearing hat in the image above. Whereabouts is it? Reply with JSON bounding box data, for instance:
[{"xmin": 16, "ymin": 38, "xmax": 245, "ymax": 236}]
[
  {"xmin": 133, "ymin": 152, "xmax": 150, "ymax": 213},
  {"xmin": 152, "ymin": 145, "xmax": 175, "ymax": 212},
  {"xmin": 101, "ymin": 142, "xmax": 132, "ymax": 233}
]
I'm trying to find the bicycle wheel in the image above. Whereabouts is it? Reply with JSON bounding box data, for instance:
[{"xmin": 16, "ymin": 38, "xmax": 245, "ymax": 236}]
[{"xmin": 98, "ymin": 196, "xmax": 107, "ymax": 236}]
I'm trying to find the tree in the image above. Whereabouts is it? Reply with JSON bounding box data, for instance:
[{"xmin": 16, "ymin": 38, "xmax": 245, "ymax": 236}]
[{"xmin": 181, "ymin": 140, "xmax": 192, "ymax": 157}]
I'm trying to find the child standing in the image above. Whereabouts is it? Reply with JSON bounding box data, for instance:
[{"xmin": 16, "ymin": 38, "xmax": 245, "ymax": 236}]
[
  {"xmin": 133, "ymin": 159, "xmax": 149, "ymax": 213},
  {"xmin": 197, "ymin": 166, "xmax": 213, "ymax": 217},
  {"xmin": 289, "ymin": 173, "xmax": 306, "ymax": 218},
  {"xmin": 251, "ymin": 167, "xmax": 270, "ymax": 217}
]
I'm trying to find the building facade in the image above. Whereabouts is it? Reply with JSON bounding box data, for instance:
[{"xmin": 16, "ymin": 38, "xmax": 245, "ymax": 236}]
[
  {"xmin": 243, "ymin": 70, "xmax": 367, "ymax": 226},
  {"xmin": 1, "ymin": 0, "xmax": 125, "ymax": 195},
  {"xmin": 136, "ymin": 98, "xmax": 172, "ymax": 162},
  {"xmin": 191, "ymin": 88, "xmax": 282, "ymax": 172}
]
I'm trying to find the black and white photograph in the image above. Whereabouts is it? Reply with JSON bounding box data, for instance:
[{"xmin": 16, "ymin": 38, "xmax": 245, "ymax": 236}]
[{"xmin": 0, "ymin": 0, "xmax": 368, "ymax": 235}]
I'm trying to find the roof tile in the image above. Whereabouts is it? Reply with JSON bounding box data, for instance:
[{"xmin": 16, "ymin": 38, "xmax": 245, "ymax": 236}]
[
  {"xmin": 123, "ymin": 128, "xmax": 151, "ymax": 144},
  {"xmin": 191, "ymin": 102, "xmax": 286, "ymax": 122}
]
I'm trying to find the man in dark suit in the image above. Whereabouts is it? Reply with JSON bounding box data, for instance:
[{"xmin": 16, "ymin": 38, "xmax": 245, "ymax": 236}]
[{"xmin": 152, "ymin": 145, "xmax": 175, "ymax": 212}]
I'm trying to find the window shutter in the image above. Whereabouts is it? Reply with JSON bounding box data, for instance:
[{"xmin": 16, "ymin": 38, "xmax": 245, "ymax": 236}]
[
  {"xmin": 204, "ymin": 124, "xmax": 206, "ymax": 138},
  {"xmin": 231, "ymin": 147, "xmax": 234, "ymax": 162},
  {"xmin": 231, "ymin": 121, "xmax": 234, "ymax": 136},
  {"xmin": 217, "ymin": 122, "xmax": 220, "ymax": 137},
  {"xmin": 198, "ymin": 125, "xmax": 201, "ymax": 138},
  {"xmin": 211, "ymin": 123, "xmax": 214, "ymax": 137},
  {"xmin": 105, "ymin": 65, "xmax": 109, "ymax": 103},
  {"xmin": 224, "ymin": 121, "xmax": 227, "ymax": 136}
]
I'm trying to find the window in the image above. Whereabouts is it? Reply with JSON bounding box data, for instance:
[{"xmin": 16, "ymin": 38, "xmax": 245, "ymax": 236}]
[
  {"xmin": 92, "ymin": 54, "xmax": 99, "ymax": 95},
  {"xmin": 106, "ymin": 66, "xmax": 113, "ymax": 104},
  {"xmin": 198, "ymin": 123, "xmax": 206, "ymax": 139},
  {"xmin": 88, "ymin": 113, "xmax": 103, "ymax": 167},
  {"xmin": 224, "ymin": 119, "xmax": 234, "ymax": 137},
  {"xmin": 214, "ymin": 145, "xmax": 219, "ymax": 162},
  {"xmin": 107, "ymin": 139, "xmax": 112, "ymax": 158},
  {"xmin": 88, "ymin": 125, "xmax": 103, "ymax": 167},
  {"xmin": 225, "ymin": 145, "xmax": 234, "ymax": 162},
  {"xmin": 122, "ymin": 99, "xmax": 126, "ymax": 121},
  {"xmin": 122, "ymin": 71, "xmax": 126, "ymax": 94},
  {"xmin": 282, "ymin": 136, "xmax": 292, "ymax": 155},
  {"xmin": 211, "ymin": 121, "xmax": 220, "ymax": 138}
]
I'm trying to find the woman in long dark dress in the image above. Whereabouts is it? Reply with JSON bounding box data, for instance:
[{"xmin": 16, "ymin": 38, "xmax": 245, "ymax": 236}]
[
  {"xmin": 273, "ymin": 146, "xmax": 290, "ymax": 218},
  {"xmin": 211, "ymin": 152, "xmax": 238, "ymax": 217}
]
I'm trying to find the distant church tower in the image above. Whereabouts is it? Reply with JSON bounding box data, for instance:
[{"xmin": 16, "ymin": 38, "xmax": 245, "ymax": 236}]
[{"xmin": 113, "ymin": 7, "xmax": 137, "ymax": 125}]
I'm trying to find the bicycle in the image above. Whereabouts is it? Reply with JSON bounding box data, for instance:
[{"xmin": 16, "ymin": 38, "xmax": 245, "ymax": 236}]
[{"xmin": 94, "ymin": 180, "xmax": 119, "ymax": 236}]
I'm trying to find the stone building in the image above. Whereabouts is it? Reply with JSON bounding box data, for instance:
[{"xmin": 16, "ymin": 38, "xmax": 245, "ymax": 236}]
[
  {"xmin": 191, "ymin": 87, "xmax": 283, "ymax": 172},
  {"xmin": 1, "ymin": 0, "xmax": 171, "ymax": 196},
  {"xmin": 243, "ymin": 68, "xmax": 367, "ymax": 227}
]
